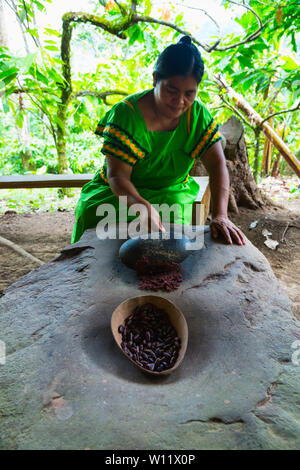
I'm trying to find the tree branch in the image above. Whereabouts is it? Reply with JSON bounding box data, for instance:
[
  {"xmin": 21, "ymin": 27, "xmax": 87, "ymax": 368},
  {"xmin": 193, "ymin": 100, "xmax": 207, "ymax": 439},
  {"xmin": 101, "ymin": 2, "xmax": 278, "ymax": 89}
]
[
  {"xmin": 113, "ymin": 0, "xmax": 127, "ymax": 15},
  {"xmin": 174, "ymin": 2, "xmax": 221, "ymax": 51},
  {"xmin": 260, "ymin": 101, "xmax": 300, "ymax": 125},
  {"xmin": 62, "ymin": 11, "xmax": 131, "ymax": 39},
  {"xmin": 19, "ymin": 85, "xmax": 57, "ymax": 143},
  {"xmin": 74, "ymin": 89, "xmax": 128, "ymax": 104},
  {"xmin": 214, "ymin": 0, "xmax": 272, "ymax": 52},
  {"xmin": 226, "ymin": 0, "xmax": 262, "ymax": 28},
  {"xmin": 174, "ymin": 2, "xmax": 221, "ymax": 36},
  {"xmin": 219, "ymin": 94, "xmax": 253, "ymax": 128},
  {"xmin": 22, "ymin": 0, "xmax": 40, "ymax": 48},
  {"xmin": 131, "ymin": 14, "xmax": 211, "ymax": 51},
  {"xmin": 214, "ymin": 73, "xmax": 300, "ymax": 177}
]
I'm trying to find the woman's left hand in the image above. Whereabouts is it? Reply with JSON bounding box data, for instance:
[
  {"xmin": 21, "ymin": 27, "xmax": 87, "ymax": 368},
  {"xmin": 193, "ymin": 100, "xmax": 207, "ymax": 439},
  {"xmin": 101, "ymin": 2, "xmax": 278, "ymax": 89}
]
[{"xmin": 210, "ymin": 215, "xmax": 247, "ymax": 246}]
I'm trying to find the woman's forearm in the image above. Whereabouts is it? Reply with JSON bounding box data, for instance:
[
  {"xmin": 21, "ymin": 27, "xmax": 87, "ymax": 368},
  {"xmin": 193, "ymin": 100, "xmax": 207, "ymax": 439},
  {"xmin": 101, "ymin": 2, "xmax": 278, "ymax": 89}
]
[
  {"xmin": 209, "ymin": 162, "xmax": 230, "ymax": 218},
  {"xmin": 108, "ymin": 175, "xmax": 150, "ymax": 209},
  {"xmin": 201, "ymin": 141, "xmax": 230, "ymax": 219}
]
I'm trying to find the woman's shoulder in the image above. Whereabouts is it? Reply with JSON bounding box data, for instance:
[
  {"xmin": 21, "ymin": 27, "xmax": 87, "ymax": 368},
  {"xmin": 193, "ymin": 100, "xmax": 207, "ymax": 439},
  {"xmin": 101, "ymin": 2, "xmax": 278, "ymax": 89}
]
[
  {"xmin": 96, "ymin": 90, "xmax": 149, "ymax": 127},
  {"xmin": 191, "ymin": 97, "xmax": 211, "ymax": 117}
]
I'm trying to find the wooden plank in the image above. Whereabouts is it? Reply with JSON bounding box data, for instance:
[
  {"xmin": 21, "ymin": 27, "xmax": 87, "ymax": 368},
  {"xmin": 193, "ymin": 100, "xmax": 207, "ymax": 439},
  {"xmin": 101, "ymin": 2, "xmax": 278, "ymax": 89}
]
[
  {"xmin": 0, "ymin": 174, "xmax": 94, "ymax": 189},
  {"xmin": 0, "ymin": 173, "xmax": 211, "ymax": 225},
  {"xmin": 192, "ymin": 176, "xmax": 210, "ymax": 225}
]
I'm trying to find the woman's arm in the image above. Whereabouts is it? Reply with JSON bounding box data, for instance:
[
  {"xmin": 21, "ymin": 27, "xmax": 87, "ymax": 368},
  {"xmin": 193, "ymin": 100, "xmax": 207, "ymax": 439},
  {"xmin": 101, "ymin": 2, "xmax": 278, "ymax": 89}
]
[
  {"xmin": 106, "ymin": 156, "xmax": 165, "ymax": 232},
  {"xmin": 201, "ymin": 141, "xmax": 246, "ymax": 245}
]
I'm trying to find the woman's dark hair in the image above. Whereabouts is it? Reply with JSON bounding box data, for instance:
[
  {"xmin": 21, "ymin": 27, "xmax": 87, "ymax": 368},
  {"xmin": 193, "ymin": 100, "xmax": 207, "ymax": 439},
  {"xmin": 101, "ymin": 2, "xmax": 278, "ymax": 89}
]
[{"xmin": 153, "ymin": 36, "xmax": 204, "ymax": 84}]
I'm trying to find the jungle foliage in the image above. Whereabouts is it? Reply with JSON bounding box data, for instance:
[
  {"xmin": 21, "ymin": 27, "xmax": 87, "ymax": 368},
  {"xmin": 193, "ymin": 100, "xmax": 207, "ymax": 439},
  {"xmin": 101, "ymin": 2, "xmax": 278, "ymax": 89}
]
[{"xmin": 0, "ymin": 0, "xmax": 299, "ymax": 182}]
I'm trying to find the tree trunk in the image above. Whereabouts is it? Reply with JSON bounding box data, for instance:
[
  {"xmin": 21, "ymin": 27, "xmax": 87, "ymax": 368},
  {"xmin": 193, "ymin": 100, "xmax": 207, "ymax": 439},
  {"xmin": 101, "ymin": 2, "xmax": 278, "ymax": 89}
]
[
  {"xmin": 56, "ymin": 20, "xmax": 73, "ymax": 197},
  {"xmin": 220, "ymin": 116, "xmax": 266, "ymax": 212},
  {"xmin": 15, "ymin": 95, "xmax": 36, "ymax": 171},
  {"xmin": 189, "ymin": 116, "xmax": 266, "ymax": 212},
  {"xmin": 271, "ymin": 152, "xmax": 281, "ymax": 178}
]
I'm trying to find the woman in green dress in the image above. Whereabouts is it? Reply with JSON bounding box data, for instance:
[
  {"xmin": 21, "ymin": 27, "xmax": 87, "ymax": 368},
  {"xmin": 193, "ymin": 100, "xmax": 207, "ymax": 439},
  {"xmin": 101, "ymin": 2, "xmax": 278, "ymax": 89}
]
[{"xmin": 71, "ymin": 36, "xmax": 246, "ymax": 246}]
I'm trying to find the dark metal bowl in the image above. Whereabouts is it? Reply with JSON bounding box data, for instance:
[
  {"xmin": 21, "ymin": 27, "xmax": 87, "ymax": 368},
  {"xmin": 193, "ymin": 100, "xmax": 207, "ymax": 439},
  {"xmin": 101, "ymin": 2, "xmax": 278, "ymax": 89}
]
[{"xmin": 119, "ymin": 229, "xmax": 192, "ymax": 269}]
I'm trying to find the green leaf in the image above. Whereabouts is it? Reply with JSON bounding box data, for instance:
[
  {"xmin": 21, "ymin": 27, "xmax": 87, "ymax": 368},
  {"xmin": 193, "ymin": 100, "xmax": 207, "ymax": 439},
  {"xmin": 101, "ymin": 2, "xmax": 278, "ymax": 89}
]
[
  {"xmin": 44, "ymin": 28, "xmax": 61, "ymax": 37},
  {"xmin": 31, "ymin": 68, "xmax": 49, "ymax": 85},
  {"xmin": 281, "ymin": 56, "xmax": 299, "ymax": 72},
  {"xmin": 19, "ymin": 7, "xmax": 27, "ymax": 24},
  {"xmin": 241, "ymin": 77, "xmax": 257, "ymax": 92},
  {"xmin": 0, "ymin": 67, "xmax": 19, "ymax": 81},
  {"xmin": 0, "ymin": 72, "xmax": 18, "ymax": 87},
  {"xmin": 144, "ymin": 0, "xmax": 152, "ymax": 15},
  {"xmin": 15, "ymin": 111, "xmax": 24, "ymax": 128},
  {"xmin": 18, "ymin": 53, "xmax": 36, "ymax": 73},
  {"xmin": 26, "ymin": 28, "xmax": 39, "ymax": 37},
  {"xmin": 273, "ymin": 78, "xmax": 284, "ymax": 89},
  {"xmin": 235, "ymin": 11, "xmax": 255, "ymax": 30},
  {"xmin": 237, "ymin": 55, "xmax": 253, "ymax": 69},
  {"xmin": 291, "ymin": 32, "xmax": 297, "ymax": 53},
  {"xmin": 44, "ymin": 45, "xmax": 59, "ymax": 51},
  {"xmin": 2, "ymin": 86, "xmax": 17, "ymax": 97},
  {"xmin": 128, "ymin": 25, "xmax": 144, "ymax": 46},
  {"xmin": 2, "ymin": 96, "xmax": 9, "ymax": 113},
  {"xmin": 175, "ymin": 13, "xmax": 184, "ymax": 24},
  {"xmin": 34, "ymin": 0, "xmax": 46, "ymax": 11}
]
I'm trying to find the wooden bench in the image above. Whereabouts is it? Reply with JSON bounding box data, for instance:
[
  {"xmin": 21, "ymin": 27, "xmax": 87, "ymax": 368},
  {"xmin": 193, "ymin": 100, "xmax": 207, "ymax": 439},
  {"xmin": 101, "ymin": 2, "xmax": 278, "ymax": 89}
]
[{"xmin": 0, "ymin": 174, "xmax": 210, "ymax": 225}]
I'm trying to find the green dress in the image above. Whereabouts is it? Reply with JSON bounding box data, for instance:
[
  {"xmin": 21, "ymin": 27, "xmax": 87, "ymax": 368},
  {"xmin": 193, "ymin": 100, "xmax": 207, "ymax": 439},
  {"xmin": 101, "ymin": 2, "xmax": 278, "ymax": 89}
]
[{"xmin": 71, "ymin": 89, "xmax": 221, "ymax": 244}]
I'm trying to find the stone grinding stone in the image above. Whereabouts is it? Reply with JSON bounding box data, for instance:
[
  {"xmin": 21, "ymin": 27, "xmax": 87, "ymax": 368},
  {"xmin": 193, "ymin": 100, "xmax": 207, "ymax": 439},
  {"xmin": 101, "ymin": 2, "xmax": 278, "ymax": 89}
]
[{"xmin": 0, "ymin": 225, "xmax": 299, "ymax": 450}]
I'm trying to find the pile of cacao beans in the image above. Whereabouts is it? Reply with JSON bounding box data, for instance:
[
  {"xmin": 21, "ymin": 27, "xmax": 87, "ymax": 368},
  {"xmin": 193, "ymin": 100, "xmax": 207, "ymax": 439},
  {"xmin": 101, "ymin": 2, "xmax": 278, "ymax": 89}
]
[{"xmin": 118, "ymin": 302, "xmax": 181, "ymax": 372}]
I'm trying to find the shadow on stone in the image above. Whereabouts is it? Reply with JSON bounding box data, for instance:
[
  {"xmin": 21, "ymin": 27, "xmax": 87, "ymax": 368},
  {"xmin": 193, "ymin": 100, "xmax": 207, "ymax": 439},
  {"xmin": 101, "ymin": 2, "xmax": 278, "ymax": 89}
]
[{"xmin": 80, "ymin": 301, "xmax": 211, "ymax": 385}]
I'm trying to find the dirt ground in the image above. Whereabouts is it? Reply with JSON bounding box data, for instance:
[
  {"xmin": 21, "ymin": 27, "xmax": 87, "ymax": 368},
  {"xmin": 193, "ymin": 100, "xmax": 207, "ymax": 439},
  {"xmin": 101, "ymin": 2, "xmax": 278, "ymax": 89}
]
[{"xmin": 0, "ymin": 189, "xmax": 299, "ymax": 320}]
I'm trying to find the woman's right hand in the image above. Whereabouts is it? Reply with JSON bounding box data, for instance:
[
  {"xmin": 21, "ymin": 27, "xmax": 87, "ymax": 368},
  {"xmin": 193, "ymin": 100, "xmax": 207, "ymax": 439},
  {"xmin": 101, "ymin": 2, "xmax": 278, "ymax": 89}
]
[{"xmin": 140, "ymin": 203, "xmax": 166, "ymax": 233}]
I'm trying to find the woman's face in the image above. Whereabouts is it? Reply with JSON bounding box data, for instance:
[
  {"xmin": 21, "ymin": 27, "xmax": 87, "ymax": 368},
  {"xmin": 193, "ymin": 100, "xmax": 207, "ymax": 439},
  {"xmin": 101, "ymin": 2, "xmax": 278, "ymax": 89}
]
[{"xmin": 153, "ymin": 74, "xmax": 198, "ymax": 119}]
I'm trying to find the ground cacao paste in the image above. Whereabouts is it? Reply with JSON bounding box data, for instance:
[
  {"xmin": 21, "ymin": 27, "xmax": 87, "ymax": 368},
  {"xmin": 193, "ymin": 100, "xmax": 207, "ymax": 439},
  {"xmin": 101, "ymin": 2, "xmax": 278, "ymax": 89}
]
[{"xmin": 134, "ymin": 256, "xmax": 183, "ymax": 292}]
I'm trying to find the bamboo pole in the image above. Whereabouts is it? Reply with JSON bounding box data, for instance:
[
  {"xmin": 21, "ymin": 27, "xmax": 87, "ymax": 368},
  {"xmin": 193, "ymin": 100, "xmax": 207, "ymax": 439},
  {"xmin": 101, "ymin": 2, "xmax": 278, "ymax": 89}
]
[
  {"xmin": 215, "ymin": 75, "xmax": 300, "ymax": 178},
  {"xmin": 261, "ymin": 117, "xmax": 273, "ymax": 176}
]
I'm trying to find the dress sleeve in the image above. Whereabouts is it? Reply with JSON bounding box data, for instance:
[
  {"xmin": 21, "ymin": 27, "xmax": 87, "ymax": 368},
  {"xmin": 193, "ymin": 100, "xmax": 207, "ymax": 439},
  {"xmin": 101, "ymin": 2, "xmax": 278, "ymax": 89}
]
[
  {"xmin": 95, "ymin": 100, "xmax": 149, "ymax": 167},
  {"xmin": 186, "ymin": 99, "xmax": 222, "ymax": 160}
]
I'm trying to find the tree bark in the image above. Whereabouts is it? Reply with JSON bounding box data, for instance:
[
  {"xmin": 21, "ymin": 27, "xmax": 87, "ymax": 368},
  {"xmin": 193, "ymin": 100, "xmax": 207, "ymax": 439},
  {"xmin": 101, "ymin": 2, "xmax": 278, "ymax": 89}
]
[
  {"xmin": 220, "ymin": 116, "xmax": 266, "ymax": 212},
  {"xmin": 190, "ymin": 117, "xmax": 266, "ymax": 212}
]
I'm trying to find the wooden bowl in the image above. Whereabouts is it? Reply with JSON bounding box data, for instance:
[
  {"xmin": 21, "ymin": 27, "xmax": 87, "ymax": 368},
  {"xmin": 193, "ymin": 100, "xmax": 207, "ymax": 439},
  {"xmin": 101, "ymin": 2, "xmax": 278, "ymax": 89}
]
[{"xmin": 111, "ymin": 295, "xmax": 188, "ymax": 376}]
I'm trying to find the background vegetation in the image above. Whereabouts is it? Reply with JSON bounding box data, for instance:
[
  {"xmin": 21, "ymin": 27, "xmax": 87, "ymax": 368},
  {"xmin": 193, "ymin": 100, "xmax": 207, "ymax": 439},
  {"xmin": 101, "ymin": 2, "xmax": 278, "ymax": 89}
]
[{"xmin": 0, "ymin": 0, "xmax": 299, "ymax": 212}]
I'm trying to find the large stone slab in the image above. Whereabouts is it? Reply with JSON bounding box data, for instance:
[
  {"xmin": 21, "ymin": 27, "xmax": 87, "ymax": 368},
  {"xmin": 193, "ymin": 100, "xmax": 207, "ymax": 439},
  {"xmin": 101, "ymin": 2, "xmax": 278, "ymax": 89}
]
[{"xmin": 0, "ymin": 226, "xmax": 299, "ymax": 450}]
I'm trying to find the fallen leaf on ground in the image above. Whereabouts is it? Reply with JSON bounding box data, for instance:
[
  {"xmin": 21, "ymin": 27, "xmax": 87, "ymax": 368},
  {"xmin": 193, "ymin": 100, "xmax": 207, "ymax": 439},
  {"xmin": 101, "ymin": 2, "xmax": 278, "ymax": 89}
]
[
  {"xmin": 249, "ymin": 220, "xmax": 258, "ymax": 229},
  {"xmin": 262, "ymin": 228, "xmax": 272, "ymax": 237},
  {"xmin": 264, "ymin": 238, "xmax": 279, "ymax": 250}
]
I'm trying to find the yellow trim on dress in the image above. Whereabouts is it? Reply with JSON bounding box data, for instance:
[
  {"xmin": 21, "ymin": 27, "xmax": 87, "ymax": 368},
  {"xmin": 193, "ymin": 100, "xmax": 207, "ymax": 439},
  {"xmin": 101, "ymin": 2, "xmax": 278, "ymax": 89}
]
[
  {"xmin": 191, "ymin": 121, "xmax": 218, "ymax": 159},
  {"xmin": 123, "ymin": 100, "xmax": 135, "ymax": 111},
  {"xmin": 187, "ymin": 106, "xmax": 192, "ymax": 136},
  {"xmin": 95, "ymin": 124, "xmax": 145, "ymax": 160},
  {"xmin": 100, "ymin": 165, "xmax": 108, "ymax": 183},
  {"xmin": 102, "ymin": 144, "xmax": 137, "ymax": 165}
]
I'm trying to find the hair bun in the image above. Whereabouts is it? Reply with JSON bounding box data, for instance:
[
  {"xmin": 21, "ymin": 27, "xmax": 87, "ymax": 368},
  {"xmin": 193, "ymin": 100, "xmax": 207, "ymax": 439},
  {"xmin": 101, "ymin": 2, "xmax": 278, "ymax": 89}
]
[{"xmin": 179, "ymin": 35, "xmax": 192, "ymax": 46}]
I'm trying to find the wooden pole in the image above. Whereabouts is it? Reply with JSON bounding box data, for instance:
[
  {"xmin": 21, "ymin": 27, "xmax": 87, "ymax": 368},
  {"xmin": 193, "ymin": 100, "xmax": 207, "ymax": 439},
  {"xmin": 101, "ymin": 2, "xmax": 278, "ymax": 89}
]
[{"xmin": 261, "ymin": 118, "xmax": 273, "ymax": 176}]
